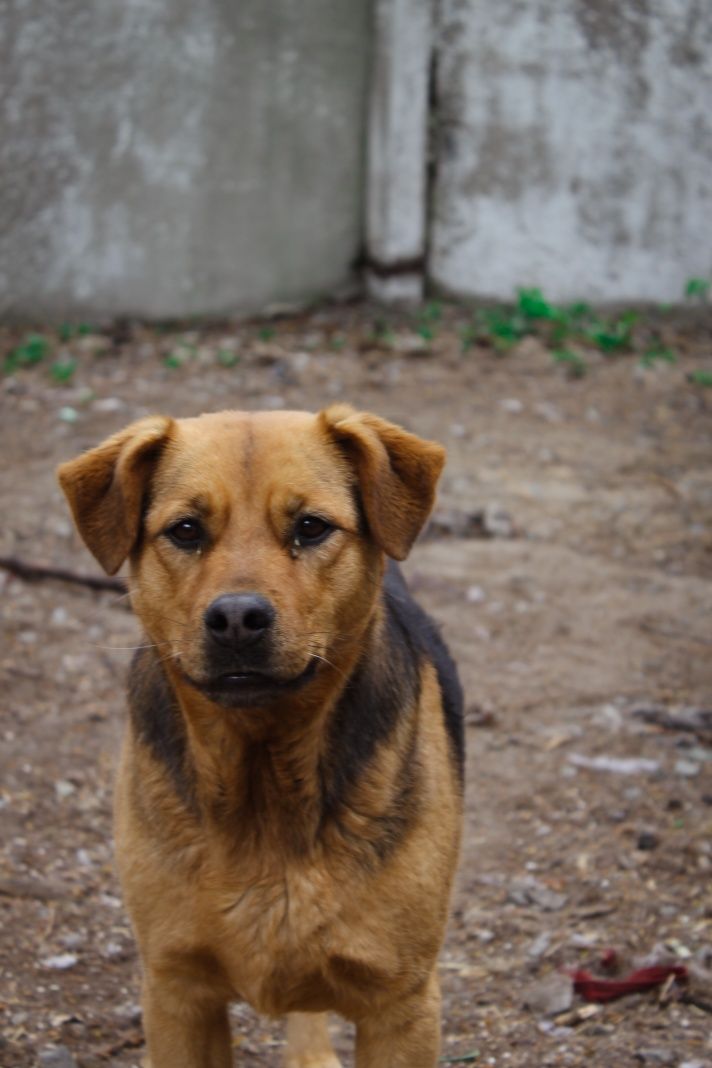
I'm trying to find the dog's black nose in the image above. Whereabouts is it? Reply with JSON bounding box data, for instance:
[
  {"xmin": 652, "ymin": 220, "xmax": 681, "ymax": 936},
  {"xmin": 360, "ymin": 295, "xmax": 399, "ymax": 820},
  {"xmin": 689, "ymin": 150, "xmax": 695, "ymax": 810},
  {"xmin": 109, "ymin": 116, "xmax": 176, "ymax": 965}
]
[{"xmin": 204, "ymin": 593, "xmax": 276, "ymax": 648}]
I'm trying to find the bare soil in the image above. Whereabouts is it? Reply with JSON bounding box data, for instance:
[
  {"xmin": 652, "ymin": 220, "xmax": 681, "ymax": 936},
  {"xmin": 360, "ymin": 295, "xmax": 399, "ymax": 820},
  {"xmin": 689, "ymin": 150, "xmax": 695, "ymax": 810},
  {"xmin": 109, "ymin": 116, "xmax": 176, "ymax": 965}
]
[{"xmin": 1, "ymin": 303, "xmax": 711, "ymax": 1068}]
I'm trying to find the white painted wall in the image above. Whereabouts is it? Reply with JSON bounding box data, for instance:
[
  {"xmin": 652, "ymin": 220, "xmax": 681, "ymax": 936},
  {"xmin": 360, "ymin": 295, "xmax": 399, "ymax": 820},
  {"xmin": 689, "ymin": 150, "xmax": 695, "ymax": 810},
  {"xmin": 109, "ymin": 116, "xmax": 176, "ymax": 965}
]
[
  {"xmin": 365, "ymin": 0, "xmax": 432, "ymax": 301},
  {"xmin": 0, "ymin": 0, "xmax": 371, "ymax": 320},
  {"xmin": 430, "ymin": 1, "xmax": 712, "ymax": 303}
]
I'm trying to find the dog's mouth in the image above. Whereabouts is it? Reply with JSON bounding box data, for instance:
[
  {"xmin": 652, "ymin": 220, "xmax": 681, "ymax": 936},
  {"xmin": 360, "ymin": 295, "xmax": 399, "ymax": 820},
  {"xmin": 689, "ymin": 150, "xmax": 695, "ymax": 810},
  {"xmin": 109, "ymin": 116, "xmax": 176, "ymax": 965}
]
[{"xmin": 182, "ymin": 657, "xmax": 319, "ymax": 708}]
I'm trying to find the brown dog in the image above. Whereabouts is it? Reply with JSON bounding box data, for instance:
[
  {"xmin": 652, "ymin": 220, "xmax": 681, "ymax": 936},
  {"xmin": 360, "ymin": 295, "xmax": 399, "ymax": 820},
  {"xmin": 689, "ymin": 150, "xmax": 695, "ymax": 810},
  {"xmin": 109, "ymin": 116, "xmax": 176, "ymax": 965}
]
[{"xmin": 58, "ymin": 406, "xmax": 463, "ymax": 1068}]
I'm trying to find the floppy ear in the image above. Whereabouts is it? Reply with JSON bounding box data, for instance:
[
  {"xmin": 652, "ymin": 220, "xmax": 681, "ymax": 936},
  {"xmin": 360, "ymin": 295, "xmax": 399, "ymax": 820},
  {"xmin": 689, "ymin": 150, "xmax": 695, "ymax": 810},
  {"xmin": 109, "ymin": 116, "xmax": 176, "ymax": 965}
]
[
  {"xmin": 56, "ymin": 416, "xmax": 174, "ymax": 575},
  {"xmin": 320, "ymin": 405, "xmax": 446, "ymax": 560}
]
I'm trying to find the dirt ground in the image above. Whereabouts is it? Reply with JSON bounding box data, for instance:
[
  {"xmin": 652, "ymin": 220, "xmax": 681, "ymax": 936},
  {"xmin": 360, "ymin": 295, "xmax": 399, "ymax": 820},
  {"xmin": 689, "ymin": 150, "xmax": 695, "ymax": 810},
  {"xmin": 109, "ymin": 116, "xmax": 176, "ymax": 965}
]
[{"xmin": 1, "ymin": 302, "xmax": 711, "ymax": 1068}]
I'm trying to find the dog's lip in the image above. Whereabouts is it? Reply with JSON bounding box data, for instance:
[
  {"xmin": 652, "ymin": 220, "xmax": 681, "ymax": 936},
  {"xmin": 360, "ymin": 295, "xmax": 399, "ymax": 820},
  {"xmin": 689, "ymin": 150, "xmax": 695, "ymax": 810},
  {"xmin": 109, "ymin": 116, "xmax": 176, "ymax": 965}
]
[{"xmin": 183, "ymin": 657, "xmax": 319, "ymax": 697}]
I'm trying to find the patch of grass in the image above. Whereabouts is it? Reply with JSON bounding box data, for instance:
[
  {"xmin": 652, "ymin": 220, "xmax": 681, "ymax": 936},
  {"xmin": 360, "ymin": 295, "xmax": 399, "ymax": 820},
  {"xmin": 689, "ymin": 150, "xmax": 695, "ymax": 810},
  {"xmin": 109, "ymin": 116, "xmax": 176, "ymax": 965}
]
[
  {"xmin": 4, "ymin": 334, "xmax": 51, "ymax": 373},
  {"xmin": 258, "ymin": 325, "xmax": 275, "ymax": 342},
  {"xmin": 216, "ymin": 348, "xmax": 240, "ymax": 368},
  {"xmin": 50, "ymin": 357, "xmax": 78, "ymax": 383},
  {"xmin": 586, "ymin": 310, "xmax": 638, "ymax": 353},
  {"xmin": 684, "ymin": 277, "xmax": 710, "ymax": 301},
  {"xmin": 640, "ymin": 343, "xmax": 676, "ymax": 368},
  {"xmin": 552, "ymin": 348, "xmax": 587, "ymax": 378},
  {"xmin": 58, "ymin": 323, "xmax": 93, "ymax": 342},
  {"xmin": 688, "ymin": 369, "xmax": 712, "ymax": 387}
]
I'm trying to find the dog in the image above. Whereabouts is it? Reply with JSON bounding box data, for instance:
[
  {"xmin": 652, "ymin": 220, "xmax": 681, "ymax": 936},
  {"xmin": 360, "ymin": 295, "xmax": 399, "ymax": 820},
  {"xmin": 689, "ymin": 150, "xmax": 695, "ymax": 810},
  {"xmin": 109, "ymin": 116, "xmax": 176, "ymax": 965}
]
[{"xmin": 58, "ymin": 405, "xmax": 464, "ymax": 1068}]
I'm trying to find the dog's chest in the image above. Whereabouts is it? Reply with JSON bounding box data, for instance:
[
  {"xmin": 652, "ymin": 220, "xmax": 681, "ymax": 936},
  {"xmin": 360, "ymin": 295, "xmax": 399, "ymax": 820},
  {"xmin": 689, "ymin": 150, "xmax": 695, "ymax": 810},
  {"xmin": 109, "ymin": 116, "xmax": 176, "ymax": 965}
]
[{"xmin": 209, "ymin": 858, "xmax": 395, "ymax": 1015}]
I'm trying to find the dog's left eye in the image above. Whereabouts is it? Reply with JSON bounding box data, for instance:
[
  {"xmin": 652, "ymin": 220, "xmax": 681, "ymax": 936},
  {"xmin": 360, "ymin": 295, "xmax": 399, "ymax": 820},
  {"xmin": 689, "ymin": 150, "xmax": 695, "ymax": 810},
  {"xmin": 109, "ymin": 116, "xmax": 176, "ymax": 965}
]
[
  {"xmin": 166, "ymin": 519, "xmax": 204, "ymax": 550},
  {"xmin": 294, "ymin": 515, "xmax": 332, "ymax": 546}
]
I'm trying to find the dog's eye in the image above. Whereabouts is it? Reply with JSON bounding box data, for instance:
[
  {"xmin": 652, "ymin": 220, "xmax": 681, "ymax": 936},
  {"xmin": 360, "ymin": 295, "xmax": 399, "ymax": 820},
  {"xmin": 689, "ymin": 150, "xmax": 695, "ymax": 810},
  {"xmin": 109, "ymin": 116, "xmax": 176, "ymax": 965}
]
[
  {"xmin": 294, "ymin": 515, "xmax": 332, "ymax": 546},
  {"xmin": 166, "ymin": 519, "xmax": 204, "ymax": 550}
]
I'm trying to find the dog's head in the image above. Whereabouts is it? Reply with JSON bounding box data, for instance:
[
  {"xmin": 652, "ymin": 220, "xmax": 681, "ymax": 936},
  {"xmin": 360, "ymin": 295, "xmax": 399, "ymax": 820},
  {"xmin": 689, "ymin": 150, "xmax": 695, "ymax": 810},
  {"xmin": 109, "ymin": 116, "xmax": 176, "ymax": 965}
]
[{"xmin": 57, "ymin": 406, "xmax": 444, "ymax": 709}]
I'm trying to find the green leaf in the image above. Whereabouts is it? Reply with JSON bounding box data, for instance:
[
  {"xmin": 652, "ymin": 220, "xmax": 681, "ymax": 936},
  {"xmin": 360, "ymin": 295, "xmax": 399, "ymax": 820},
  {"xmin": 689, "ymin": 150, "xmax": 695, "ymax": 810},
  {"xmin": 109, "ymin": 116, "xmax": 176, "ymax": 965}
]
[
  {"xmin": 50, "ymin": 358, "xmax": 78, "ymax": 383},
  {"xmin": 258, "ymin": 325, "xmax": 275, "ymax": 341},
  {"xmin": 688, "ymin": 369, "xmax": 712, "ymax": 387},
  {"xmin": 517, "ymin": 287, "xmax": 556, "ymax": 320},
  {"xmin": 684, "ymin": 277, "xmax": 710, "ymax": 300},
  {"xmin": 163, "ymin": 353, "xmax": 183, "ymax": 369}
]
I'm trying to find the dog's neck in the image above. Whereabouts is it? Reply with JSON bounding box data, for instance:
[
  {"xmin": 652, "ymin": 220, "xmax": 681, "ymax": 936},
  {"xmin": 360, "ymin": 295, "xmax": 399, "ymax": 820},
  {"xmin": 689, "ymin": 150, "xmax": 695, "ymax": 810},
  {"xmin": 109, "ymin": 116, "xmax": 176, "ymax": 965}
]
[{"xmin": 162, "ymin": 606, "xmax": 391, "ymax": 855}]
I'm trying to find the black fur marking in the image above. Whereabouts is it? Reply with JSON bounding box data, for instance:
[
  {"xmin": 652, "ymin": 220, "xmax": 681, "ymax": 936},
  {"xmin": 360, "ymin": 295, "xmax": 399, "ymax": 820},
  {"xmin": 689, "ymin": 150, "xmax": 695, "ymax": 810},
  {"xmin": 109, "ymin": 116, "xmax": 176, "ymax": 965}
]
[
  {"xmin": 321, "ymin": 573, "xmax": 421, "ymax": 824},
  {"xmin": 128, "ymin": 647, "xmax": 196, "ymax": 810},
  {"xmin": 382, "ymin": 560, "xmax": 465, "ymax": 784},
  {"xmin": 319, "ymin": 560, "xmax": 464, "ymax": 857}
]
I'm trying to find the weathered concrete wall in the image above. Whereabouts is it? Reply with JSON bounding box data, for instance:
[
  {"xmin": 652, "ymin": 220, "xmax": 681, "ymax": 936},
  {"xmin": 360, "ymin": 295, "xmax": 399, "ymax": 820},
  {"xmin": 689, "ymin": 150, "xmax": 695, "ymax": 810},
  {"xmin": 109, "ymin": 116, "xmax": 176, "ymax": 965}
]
[
  {"xmin": 0, "ymin": 0, "xmax": 371, "ymax": 320},
  {"xmin": 430, "ymin": 1, "xmax": 712, "ymax": 303}
]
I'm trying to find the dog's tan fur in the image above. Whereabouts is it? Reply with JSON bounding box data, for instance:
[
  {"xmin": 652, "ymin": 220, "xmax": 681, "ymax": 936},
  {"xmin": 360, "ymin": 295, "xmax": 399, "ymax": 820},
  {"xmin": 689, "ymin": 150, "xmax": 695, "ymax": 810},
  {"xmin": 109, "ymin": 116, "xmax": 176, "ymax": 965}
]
[{"xmin": 58, "ymin": 406, "xmax": 463, "ymax": 1068}]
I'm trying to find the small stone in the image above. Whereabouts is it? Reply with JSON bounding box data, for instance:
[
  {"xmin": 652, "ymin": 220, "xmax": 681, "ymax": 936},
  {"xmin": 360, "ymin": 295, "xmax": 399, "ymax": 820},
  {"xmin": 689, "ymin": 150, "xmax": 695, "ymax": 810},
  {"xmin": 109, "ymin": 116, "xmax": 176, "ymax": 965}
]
[
  {"xmin": 507, "ymin": 875, "xmax": 568, "ymax": 911},
  {"xmin": 522, "ymin": 972, "xmax": 574, "ymax": 1015},
  {"xmin": 482, "ymin": 503, "xmax": 514, "ymax": 538},
  {"xmin": 500, "ymin": 397, "xmax": 524, "ymax": 413},
  {"xmin": 92, "ymin": 396, "xmax": 124, "ymax": 412},
  {"xmin": 568, "ymin": 753, "xmax": 660, "ymax": 775},
  {"xmin": 528, "ymin": 931, "xmax": 553, "ymax": 959},
  {"xmin": 41, "ymin": 953, "xmax": 78, "ymax": 970},
  {"xmin": 636, "ymin": 831, "xmax": 659, "ymax": 851},
  {"xmin": 55, "ymin": 780, "xmax": 76, "ymax": 799},
  {"xmin": 674, "ymin": 759, "xmax": 700, "ymax": 778},
  {"xmin": 58, "ymin": 406, "xmax": 79, "ymax": 423},
  {"xmin": 635, "ymin": 1051, "xmax": 675, "ymax": 1066},
  {"xmin": 466, "ymin": 585, "xmax": 486, "ymax": 604},
  {"xmin": 38, "ymin": 1047, "xmax": 78, "ymax": 1068}
]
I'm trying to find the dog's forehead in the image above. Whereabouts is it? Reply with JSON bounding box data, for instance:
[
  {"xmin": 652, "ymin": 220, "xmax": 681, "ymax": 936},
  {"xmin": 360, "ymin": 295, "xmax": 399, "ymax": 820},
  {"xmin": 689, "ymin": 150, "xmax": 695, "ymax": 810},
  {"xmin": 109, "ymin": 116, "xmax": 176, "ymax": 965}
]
[{"xmin": 157, "ymin": 409, "xmax": 348, "ymax": 496}]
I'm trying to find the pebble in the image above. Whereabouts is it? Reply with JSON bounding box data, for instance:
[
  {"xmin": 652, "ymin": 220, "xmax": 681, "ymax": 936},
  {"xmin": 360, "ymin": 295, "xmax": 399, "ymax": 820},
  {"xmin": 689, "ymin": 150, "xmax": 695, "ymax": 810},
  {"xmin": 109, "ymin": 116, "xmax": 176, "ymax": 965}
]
[
  {"xmin": 41, "ymin": 953, "xmax": 78, "ymax": 970},
  {"xmin": 636, "ymin": 831, "xmax": 659, "ymax": 851},
  {"xmin": 92, "ymin": 396, "xmax": 124, "ymax": 412},
  {"xmin": 38, "ymin": 1047, "xmax": 78, "ymax": 1068},
  {"xmin": 507, "ymin": 875, "xmax": 568, "ymax": 911},
  {"xmin": 522, "ymin": 972, "xmax": 574, "ymax": 1015},
  {"xmin": 568, "ymin": 753, "xmax": 660, "ymax": 775},
  {"xmin": 466, "ymin": 585, "xmax": 486, "ymax": 604},
  {"xmin": 674, "ymin": 759, "xmax": 700, "ymax": 778},
  {"xmin": 500, "ymin": 397, "xmax": 524, "ymax": 413}
]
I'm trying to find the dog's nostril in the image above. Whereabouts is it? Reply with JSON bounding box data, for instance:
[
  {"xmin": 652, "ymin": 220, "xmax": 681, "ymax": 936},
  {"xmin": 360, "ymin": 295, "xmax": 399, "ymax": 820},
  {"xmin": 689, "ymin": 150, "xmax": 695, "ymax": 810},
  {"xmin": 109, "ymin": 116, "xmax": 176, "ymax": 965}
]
[
  {"xmin": 207, "ymin": 607, "xmax": 229, "ymax": 633},
  {"xmin": 243, "ymin": 607, "xmax": 271, "ymax": 631}
]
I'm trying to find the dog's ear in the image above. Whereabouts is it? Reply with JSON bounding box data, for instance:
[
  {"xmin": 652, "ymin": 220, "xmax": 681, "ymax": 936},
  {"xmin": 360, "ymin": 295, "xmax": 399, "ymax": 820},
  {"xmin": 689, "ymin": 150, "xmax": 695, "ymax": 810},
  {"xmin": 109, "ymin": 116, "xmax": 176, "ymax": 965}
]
[
  {"xmin": 320, "ymin": 405, "xmax": 445, "ymax": 560},
  {"xmin": 57, "ymin": 416, "xmax": 174, "ymax": 575}
]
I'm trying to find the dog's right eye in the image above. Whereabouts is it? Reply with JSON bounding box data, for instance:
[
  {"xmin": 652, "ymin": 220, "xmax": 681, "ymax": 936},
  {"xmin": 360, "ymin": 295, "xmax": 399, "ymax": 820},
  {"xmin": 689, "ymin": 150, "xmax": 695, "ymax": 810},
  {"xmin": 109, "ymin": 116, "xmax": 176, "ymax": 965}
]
[{"xmin": 166, "ymin": 519, "xmax": 204, "ymax": 550}]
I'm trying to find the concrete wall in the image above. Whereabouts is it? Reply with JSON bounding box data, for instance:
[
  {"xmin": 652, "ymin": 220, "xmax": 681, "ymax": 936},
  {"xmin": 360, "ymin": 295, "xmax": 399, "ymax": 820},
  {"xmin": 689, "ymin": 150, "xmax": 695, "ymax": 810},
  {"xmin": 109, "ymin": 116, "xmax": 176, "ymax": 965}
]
[
  {"xmin": 430, "ymin": 0, "xmax": 712, "ymax": 303},
  {"xmin": 0, "ymin": 0, "xmax": 372, "ymax": 320}
]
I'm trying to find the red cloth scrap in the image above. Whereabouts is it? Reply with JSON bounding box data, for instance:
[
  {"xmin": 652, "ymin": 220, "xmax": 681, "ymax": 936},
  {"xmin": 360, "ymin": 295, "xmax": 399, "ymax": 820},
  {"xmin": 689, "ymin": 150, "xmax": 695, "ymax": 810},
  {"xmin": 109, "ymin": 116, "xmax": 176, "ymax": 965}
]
[{"xmin": 570, "ymin": 963, "xmax": 688, "ymax": 1003}]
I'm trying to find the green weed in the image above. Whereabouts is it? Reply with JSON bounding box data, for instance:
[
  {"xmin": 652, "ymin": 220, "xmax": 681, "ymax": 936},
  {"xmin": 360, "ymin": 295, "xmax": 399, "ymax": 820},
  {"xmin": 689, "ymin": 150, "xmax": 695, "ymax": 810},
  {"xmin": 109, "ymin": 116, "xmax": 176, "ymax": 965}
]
[
  {"xmin": 684, "ymin": 277, "xmax": 710, "ymax": 301},
  {"xmin": 50, "ymin": 357, "xmax": 78, "ymax": 383},
  {"xmin": 4, "ymin": 334, "xmax": 50, "ymax": 373},
  {"xmin": 552, "ymin": 348, "xmax": 587, "ymax": 378},
  {"xmin": 216, "ymin": 348, "xmax": 240, "ymax": 368},
  {"xmin": 688, "ymin": 369, "xmax": 712, "ymax": 387},
  {"xmin": 640, "ymin": 343, "xmax": 676, "ymax": 368}
]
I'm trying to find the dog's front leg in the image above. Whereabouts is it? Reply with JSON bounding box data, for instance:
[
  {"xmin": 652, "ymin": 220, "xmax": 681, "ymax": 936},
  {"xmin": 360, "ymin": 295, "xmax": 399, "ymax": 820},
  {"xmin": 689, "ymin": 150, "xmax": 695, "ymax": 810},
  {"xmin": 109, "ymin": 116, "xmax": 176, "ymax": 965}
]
[
  {"xmin": 354, "ymin": 970, "xmax": 442, "ymax": 1068},
  {"xmin": 284, "ymin": 1012, "xmax": 342, "ymax": 1067},
  {"xmin": 142, "ymin": 976, "xmax": 232, "ymax": 1068}
]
